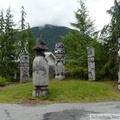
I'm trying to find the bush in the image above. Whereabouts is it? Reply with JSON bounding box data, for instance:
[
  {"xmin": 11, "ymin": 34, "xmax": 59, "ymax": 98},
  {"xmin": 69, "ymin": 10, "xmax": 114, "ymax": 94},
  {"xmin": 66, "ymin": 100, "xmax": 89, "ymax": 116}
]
[
  {"xmin": 0, "ymin": 76, "xmax": 7, "ymax": 86},
  {"xmin": 65, "ymin": 62, "xmax": 88, "ymax": 79}
]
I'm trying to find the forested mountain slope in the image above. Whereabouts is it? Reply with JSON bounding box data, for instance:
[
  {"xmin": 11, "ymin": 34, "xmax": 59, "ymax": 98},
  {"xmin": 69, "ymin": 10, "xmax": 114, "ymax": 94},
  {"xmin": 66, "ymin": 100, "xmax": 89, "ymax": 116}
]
[{"xmin": 31, "ymin": 24, "xmax": 74, "ymax": 52}]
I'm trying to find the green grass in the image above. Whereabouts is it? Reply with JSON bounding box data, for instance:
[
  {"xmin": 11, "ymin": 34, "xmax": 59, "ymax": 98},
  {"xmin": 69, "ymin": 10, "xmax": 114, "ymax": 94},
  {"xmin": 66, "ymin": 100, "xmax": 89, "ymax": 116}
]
[
  {"xmin": 47, "ymin": 80, "xmax": 120, "ymax": 103},
  {"xmin": 0, "ymin": 80, "xmax": 120, "ymax": 104},
  {"xmin": 0, "ymin": 83, "xmax": 34, "ymax": 103}
]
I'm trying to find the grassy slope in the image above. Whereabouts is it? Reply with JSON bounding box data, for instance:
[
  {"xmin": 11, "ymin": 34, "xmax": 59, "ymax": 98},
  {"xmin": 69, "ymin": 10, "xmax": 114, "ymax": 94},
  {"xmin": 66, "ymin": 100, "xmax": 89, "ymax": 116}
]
[{"xmin": 0, "ymin": 80, "xmax": 120, "ymax": 104}]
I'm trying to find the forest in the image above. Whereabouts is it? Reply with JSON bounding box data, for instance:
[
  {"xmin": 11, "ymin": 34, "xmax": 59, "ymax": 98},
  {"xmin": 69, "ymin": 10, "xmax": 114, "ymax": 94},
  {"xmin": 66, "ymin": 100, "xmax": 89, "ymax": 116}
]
[
  {"xmin": 31, "ymin": 24, "xmax": 74, "ymax": 52},
  {"xmin": 0, "ymin": 0, "xmax": 120, "ymax": 84},
  {"xmin": 62, "ymin": 0, "xmax": 120, "ymax": 80}
]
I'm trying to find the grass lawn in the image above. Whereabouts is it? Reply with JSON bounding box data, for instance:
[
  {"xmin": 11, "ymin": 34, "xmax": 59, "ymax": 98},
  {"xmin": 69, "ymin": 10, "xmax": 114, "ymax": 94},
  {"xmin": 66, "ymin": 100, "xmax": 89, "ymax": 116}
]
[{"xmin": 0, "ymin": 79, "xmax": 120, "ymax": 104}]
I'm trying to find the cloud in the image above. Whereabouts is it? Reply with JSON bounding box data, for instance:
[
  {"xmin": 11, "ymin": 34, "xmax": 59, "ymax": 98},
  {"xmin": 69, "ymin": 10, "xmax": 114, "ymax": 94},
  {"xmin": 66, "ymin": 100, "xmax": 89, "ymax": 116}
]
[
  {"xmin": 20, "ymin": 0, "xmax": 78, "ymax": 28},
  {"xmin": 0, "ymin": 0, "xmax": 114, "ymax": 30},
  {"xmin": 86, "ymin": 0, "xmax": 114, "ymax": 30}
]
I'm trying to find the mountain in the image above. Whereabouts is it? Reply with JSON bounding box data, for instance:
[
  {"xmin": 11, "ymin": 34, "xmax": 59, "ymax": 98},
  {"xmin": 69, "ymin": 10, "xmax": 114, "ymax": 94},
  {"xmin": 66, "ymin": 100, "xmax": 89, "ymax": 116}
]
[{"xmin": 31, "ymin": 24, "xmax": 74, "ymax": 53}]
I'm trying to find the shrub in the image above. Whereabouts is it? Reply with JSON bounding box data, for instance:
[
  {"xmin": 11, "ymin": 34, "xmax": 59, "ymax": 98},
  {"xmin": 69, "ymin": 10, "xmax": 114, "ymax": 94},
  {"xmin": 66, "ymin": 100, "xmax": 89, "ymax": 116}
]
[
  {"xmin": 65, "ymin": 61, "xmax": 88, "ymax": 79},
  {"xmin": 0, "ymin": 76, "xmax": 7, "ymax": 86}
]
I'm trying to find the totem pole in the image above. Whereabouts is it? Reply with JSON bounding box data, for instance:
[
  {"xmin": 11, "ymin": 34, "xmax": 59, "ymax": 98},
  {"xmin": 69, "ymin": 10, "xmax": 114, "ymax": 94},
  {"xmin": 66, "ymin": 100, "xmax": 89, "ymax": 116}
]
[
  {"xmin": 87, "ymin": 47, "xmax": 95, "ymax": 80},
  {"xmin": 20, "ymin": 53, "xmax": 29, "ymax": 83},
  {"xmin": 117, "ymin": 37, "xmax": 120, "ymax": 89},
  {"xmin": 32, "ymin": 34, "xmax": 49, "ymax": 97},
  {"xmin": 55, "ymin": 42, "xmax": 65, "ymax": 80}
]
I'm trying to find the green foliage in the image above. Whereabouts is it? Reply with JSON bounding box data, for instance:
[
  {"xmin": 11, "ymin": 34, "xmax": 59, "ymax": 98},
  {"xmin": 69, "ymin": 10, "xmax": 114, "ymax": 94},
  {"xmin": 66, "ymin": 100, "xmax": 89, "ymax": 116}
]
[
  {"xmin": 99, "ymin": 0, "xmax": 120, "ymax": 80},
  {"xmin": 0, "ymin": 10, "xmax": 4, "ymax": 34},
  {"xmin": 18, "ymin": 6, "xmax": 28, "ymax": 54},
  {"xmin": 0, "ymin": 8, "xmax": 19, "ymax": 80},
  {"xmin": 65, "ymin": 61, "xmax": 88, "ymax": 79},
  {"xmin": 27, "ymin": 25, "xmax": 36, "ymax": 76},
  {"xmin": 0, "ymin": 76, "xmax": 7, "ymax": 86},
  {"xmin": 62, "ymin": 0, "xmax": 97, "ymax": 79},
  {"xmin": 0, "ymin": 7, "xmax": 35, "ymax": 81},
  {"xmin": 17, "ymin": 6, "xmax": 37, "ymax": 77},
  {"xmin": 71, "ymin": 0, "xmax": 95, "ymax": 36},
  {"xmin": 0, "ymin": 1, "xmax": 119, "ymax": 82}
]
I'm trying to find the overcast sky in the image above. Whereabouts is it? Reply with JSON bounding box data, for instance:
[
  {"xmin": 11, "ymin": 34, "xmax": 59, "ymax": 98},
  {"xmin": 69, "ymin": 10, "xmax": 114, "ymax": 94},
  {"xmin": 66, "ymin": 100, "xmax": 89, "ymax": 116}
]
[{"xmin": 0, "ymin": 0, "xmax": 114, "ymax": 30}]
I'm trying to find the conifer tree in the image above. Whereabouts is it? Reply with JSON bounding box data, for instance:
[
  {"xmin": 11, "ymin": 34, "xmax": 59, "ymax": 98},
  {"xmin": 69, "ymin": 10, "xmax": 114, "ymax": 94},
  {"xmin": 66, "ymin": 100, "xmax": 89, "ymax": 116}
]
[
  {"xmin": 62, "ymin": 0, "xmax": 97, "ymax": 79},
  {"xmin": 27, "ymin": 24, "xmax": 36, "ymax": 76},
  {"xmin": 99, "ymin": 0, "xmax": 120, "ymax": 80},
  {"xmin": 2, "ymin": 7, "xmax": 18, "ymax": 79},
  {"xmin": 19, "ymin": 6, "xmax": 28, "ymax": 54},
  {"xmin": 0, "ymin": 10, "xmax": 5, "ymax": 76}
]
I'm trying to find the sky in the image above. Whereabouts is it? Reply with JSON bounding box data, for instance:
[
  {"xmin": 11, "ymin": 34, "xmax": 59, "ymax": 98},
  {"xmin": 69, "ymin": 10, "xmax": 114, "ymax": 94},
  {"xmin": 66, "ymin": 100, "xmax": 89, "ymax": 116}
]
[{"xmin": 0, "ymin": 0, "xmax": 114, "ymax": 30}]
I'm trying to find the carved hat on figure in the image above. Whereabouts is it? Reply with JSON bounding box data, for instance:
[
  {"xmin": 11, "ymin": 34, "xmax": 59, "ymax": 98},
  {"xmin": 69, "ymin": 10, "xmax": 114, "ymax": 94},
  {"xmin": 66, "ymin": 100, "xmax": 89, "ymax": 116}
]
[{"xmin": 33, "ymin": 34, "xmax": 48, "ymax": 56}]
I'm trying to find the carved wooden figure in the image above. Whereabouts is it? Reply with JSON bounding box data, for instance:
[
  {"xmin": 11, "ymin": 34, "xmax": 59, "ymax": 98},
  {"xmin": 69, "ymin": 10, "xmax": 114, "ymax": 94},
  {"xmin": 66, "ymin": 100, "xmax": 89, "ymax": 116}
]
[
  {"xmin": 117, "ymin": 37, "xmax": 120, "ymax": 89},
  {"xmin": 55, "ymin": 42, "xmax": 65, "ymax": 80},
  {"xmin": 20, "ymin": 53, "xmax": 29, "ymax": 83},
  {"xmin": 87, "ymin": 47, "xmax": 95, "ymax": 80},
  {"xmin": 32, "ymin": 34, "xmax": 49, "ymax": 97}
]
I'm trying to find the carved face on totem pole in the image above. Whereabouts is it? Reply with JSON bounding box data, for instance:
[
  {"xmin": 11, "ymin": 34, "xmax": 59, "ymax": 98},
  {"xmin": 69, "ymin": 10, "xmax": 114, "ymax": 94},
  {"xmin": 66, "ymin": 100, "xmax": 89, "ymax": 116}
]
[
  {"xmin": 55, "ymin": 43, "xmax": 65, "ymax": 63},
  {"xmin": 87, "ymin": 47, "xmax": 95, "ymax": 80},
  {"xmin": 20, "ymin": 53, "xmax": 29, "ymax": 83},
  {"xmin": 55, "ymin": 42, "xmax": 65, "ymax": 80}
]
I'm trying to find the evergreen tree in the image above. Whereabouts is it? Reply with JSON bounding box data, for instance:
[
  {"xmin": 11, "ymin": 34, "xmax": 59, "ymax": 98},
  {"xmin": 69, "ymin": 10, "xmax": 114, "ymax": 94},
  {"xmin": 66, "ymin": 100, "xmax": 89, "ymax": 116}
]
[
  {"xmin": 19, "ymin": 6, "xmax": 28, "ymax": 54},
  {"xmin": 0, "ymin": 10, "xmax": 4, "ymax": 34},
  {"xmin": 62, "ymin": 0, "xmax": 97, "ymax": 79},
  {"xmin": 0, "ymin": 10, "xmax": 5, "ymax": 76},
  {"xmin": 27, "ymin": 24, "xmax": 36, "ymax": 76},
  {"xmin": 71, "ymin": 0, "xmax": 95, "ymax": 37},
  {"xmin": 99, "ymin": 0, "xmax": 120, "ymax": 80},
  {"xmin": 2, "ymin": 7, "xmax": 18, "ymax": 79},
  {"xmin": 0, "ymin": 6, "xmax": 35, "ymax": 80},
  {"xmin": 18, "ymin": 6, "xmax": 36, "ymax": 77}
]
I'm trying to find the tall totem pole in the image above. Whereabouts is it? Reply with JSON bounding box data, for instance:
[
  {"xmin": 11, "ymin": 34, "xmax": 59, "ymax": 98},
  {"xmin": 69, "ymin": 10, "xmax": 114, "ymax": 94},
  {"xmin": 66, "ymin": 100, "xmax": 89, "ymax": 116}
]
[
  {"xmin": 20, "ymin": 53, "xmax": 29, "ymax": 82},
  {"xmin": 87, "ymin": 47, "xmax": 95, "ymax": 80},
  {"xmin": 117, "ymin": 37, "xmax": 120, "ymax": 89},
  {"xmin": 55, "ymin": 42, "xmax": 65, "ymax": 80},
  {"xmin": 20, "ymin": 6, "xmax": 29, "ymax": 83},
  {"xmin": 32, "ymin": 34, "xmax": 49, "ymax": 97}
]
